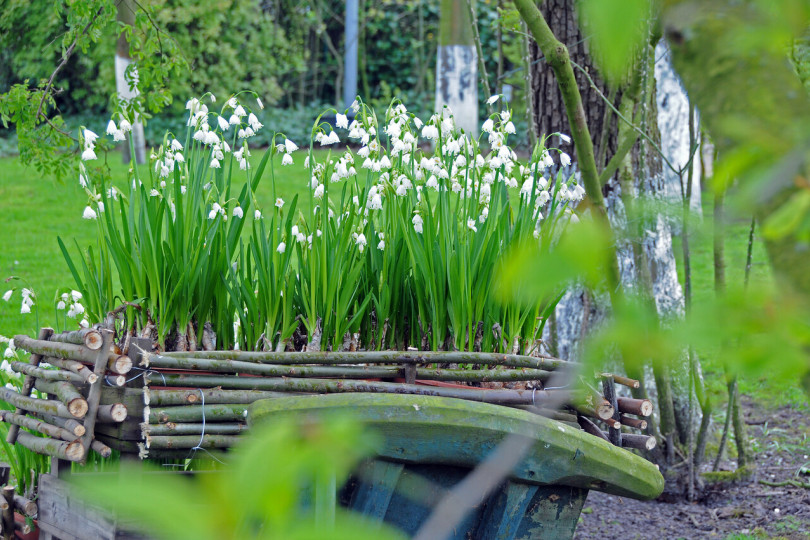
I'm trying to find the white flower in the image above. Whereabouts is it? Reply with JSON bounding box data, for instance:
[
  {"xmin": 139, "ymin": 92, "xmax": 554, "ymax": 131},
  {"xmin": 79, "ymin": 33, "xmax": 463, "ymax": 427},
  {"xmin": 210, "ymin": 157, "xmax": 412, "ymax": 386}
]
[
  {"xmin": 233, "ymin": 206, "xmax": 244, "ymax": 219},
  {"xmin": 248, "ymin": 113, "xmax": 262, "ymax": 131},
  {"xmin": 313, "ymin": 184, "xmax": 324, "ymax": 199},
  {"xmin": 368, "ymin": 194, "xmax": 383, "ymax": 210},
  {"xmin": 79, "ymin": 173, "xmax": 88, "ymax": 188},
  {"xmin": 355, "ymin": 233, "xmax": 367, "ymax": 252},
  {"xmin": 81, "ymin": 147, "xmax": 97, "ymax": 161},
  {"xmin": 336, "ymin": 113, "xmax": 349, "ymax": 129},
  {"xmin": 1, "ymin": 290, "xmax": 11, "ymax": 302},
  {"xmin": 558, "ymin": 133, "xmax": 571, "ymax": 143},
  {"xmin": 277, "ymin": 242, "xmax": 286, "ymax": 253},
  {"xmin": 256, "ymin": 97, "xmax": 264, "ymax": 110},
  {"xmin": 229, "ymin": 114, "xmax": 241, "ymax": 126},
  {"xmin": 281, "ymin": 153, "xmax": 293, "ymax": 166},
  {"xmin": 3, "ymin": 349, "xmax": 13, "ymax": 360},
  {"xmin": 71, "ymin": 302, "xmax": 85, "ymax": 315},
  {"xmin": 486, "ymin": 94, "xmax": 500, "ymax": 105},
  {"xmin": 284, "ymin": 139, "xmax": 298, "ymax": 153},
  {"xmin": 171, "ymin": 139, "xmax": 183, "ymax": 151},
  {"xmin": 210, "ymin": 158, "xmax": 221, "ymax": 169},
  {"xmin": 149, "ymin": 189, "xmax": 160, "ymax": 197},
  {"xmin": 505, "ymin": 122, "xmax": 516, "ymax": 134},
  {"xmin": 560, "ymin": 152, "xmax": 571, "ymax": 167},
  {"xmin": 106, "ymin": 120, "xmax": 117, "ymax": 135},
  {"xmin": 351, "ymin": 99, "xmax": 360, "ymax": 113},
  {"xmin": 82, "ymin": 206, "xmax": 97, "ymax": 220},
  {"xmin": 275, "ymin": 198, "xmax": 285, "ymax": 209},
  {"xmin": 421, "ymin": 125, "xmax": 439, "ymax": 140},
  {"xmin": 467, "ymin": 219, "xmax": 478, "ymax": 232},
  {"xmin": 79, "ymin": 319, "xmax": 89, "ymax": 329},
  {"xmin": 482, "ymin": 118, "xmax": 495, "ymax": 133},
  {"xmin": 56, "ymin": 300, "xmax": 66, "ymax": 310},
  {"xmin": 20, "ymin": 303, "xmax": 30, "ymax": 314},
  {"xmin": 254, "ymin": 210, "xmax": 262, "ymax": 220},
  {"xmin": 412, "ymin": 214, "xmax": 423, "ymax": 234},
  {"xmin": 234, "ymin": 105, "xmax": 246, "ymax": 117},
  {"xmin": 83, "ymin": 129, "xmax": 99, "ymax": 145},
  {"xmin": 217, "ymin": 116, "xmax": 230, "ymax": 131},
  {"xmin": 377, "ymin": 239, "xmax": 385, "ymax": 250},
  {"xmin": 119, "ymin": 119, "xmax": 132, "ymax": 132}
]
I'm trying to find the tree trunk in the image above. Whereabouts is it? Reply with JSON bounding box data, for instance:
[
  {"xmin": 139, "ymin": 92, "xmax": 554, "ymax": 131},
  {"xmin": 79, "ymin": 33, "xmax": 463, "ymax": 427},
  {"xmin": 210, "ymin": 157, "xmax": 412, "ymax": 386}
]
[
  {"xmin": 528, "ymin": 0, "xmax": 618, "ymax": 164},
  {"xmin": 527, "ymin": 0, "xmax": 698, "ymax": 483},
  {"xmin": 115, "ymin": 0, "xmax": 146, "ymax": 165},
  {"xmin": 436, "ymin": 0, "xmax": 478, "ymax": 136}
]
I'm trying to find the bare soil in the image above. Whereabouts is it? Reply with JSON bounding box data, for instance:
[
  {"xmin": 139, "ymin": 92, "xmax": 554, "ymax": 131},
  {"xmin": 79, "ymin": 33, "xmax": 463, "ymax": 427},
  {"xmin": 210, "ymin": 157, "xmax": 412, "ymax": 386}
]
[{"xmin": 575, "ymin": 400, "xmax": 810, "ymax": 539}]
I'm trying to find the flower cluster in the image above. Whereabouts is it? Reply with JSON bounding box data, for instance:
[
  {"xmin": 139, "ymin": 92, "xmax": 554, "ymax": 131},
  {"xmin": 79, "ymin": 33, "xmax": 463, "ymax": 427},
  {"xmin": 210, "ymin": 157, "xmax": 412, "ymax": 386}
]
[{"xmin": 3, "ymin": 287, "xmax": 35, "ymax": 315}]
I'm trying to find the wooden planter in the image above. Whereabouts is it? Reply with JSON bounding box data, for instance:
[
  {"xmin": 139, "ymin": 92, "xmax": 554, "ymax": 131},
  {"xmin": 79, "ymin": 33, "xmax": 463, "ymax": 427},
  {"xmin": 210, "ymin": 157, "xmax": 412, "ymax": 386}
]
[{"xmin": 250, "ymin": 393, "xmax": 664, "ymax": 539}]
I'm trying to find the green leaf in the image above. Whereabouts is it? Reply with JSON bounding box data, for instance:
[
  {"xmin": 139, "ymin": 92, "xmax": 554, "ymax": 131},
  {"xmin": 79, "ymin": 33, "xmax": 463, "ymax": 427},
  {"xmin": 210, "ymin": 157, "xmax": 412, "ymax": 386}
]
[{"xmin": 577, "ymin": 0, "xmax": 651, "ymax": 83}]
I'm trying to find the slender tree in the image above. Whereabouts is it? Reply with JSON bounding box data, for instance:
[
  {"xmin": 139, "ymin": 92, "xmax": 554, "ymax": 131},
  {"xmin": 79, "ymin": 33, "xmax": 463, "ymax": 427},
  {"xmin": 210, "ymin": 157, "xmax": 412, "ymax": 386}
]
[
  {"xmin": 115, "ymin": 0, "xmax": 146, "ymax": 164},
  {"xmin": 436, "ymin": 0, "xmax": 478, "ymax": 135}
]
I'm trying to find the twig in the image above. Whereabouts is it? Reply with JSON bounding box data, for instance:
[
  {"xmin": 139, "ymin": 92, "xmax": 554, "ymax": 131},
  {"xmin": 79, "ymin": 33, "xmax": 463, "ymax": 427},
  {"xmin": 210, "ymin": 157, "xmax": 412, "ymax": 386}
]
[
  {"xmin": 465, "ymin": 0, "xmax": 494, "ymax": 107},
  {"xmin": 570, "ymin": 60, "xmax": 681, "ymax": 176},
  {"xmin": 759, "ymin": 479, "xmax": 810, "ymax": 489},
  {"xmin": 36, "ymin": 7, "xmax": 105, "ymax": 121}
]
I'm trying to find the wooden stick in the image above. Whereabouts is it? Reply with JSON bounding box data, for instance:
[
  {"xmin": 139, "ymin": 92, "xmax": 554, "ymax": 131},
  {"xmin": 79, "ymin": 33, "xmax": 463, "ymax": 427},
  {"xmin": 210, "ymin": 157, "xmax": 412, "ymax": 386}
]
[
  {"xmin": 13, "ymin": 335, "xmax": 123, "ymax": 368},
  {"xmin": 16, "ymin": 431, "xmax": 84, "ymax": 461},
  {"xmin": 48, "ymin": 328, "xmax": 103, "ymax": 350},
  {"xmin": 148, "ymin": 404, "xmax": 249, "ymax": 424},
  {"xmin": 145, "ymin": 434, "xmax": 240, "ymax": 449},
  {"xmin": 107, "ymin": 354, "xmax": 132, "ymax": 376},
  {"xmin": 146, "ymin": 388, "xmax": 286, "ymax": 406},
  {"xmin": 619, "ymin": 433, "xmax": 657, "ymax": 451},
  {"xmin": 34, "ymin": 413, "xmax": 86, "ymax": 437},
  {"xmin": 1, "ymin": 486, "xmax": 13, "ymax": 540},
  {"xmin": 577, "ymin": 415, "xmax": 611, "ymax": 443},
  {"xmin": 619, "ymin": 415, "xmax": 647, "ymax": 430},
  {"xmin": 96, "ymin": 403, "xmax": 127, "ymax": 423},
  {"xmin": 602, "ymin": 375, "xmax": 622, "ymax": 447},
  {"xmin": 12, "ymin": 494, "xmax": 36, "ymax": 517},
  {"xmin": 142, "ymin": 422, "xmax": 248, "ymax": 436},
  {"xmin": 609, "ymin": 374, "xmax": 640, "ymax": 389},
  {"xmin": 10, "ymin": 361, "xmax": 85, "ymax": 385},
  {"xmin": 144, "ymin": 373, "xmax": 570, "ymax": 407},
  {"xmin": 42, "ymin": 357, "xmax": 97, "ymax": 384},
  {"xmin": 142, "ymin": 355, "xmax": 553, "ymax": 382},
  {"xmin": 33, "ymin": 380, "xmax": 88, "ymax": 418},
  {"xmin": 91, "ymin": 439, "xmax": 112, "ymax": 458},
  {"xmin": 14, "ymin": 518, "xmax": 31, "ymax": 536},
  {"xmin": 7, "ymin": 327, "xmax": 53, "ymax": 444},
  {"xmin": 151, "ymin": 350, "xmax": 571, "ymax": 371},
  {"xmin": 0, "ymin": 387, "xmax": 77, "ymax": 419},
  {"xmin": 0, "ymin": 411, "xmax": 77, "ymax": 442},
  {"xmin": 617, "ymin": 397, "xmax": 653, "ymax": 417},
  {"xmin": 78, "ymin": 329, "xmax": 114, "ymax": 463}
]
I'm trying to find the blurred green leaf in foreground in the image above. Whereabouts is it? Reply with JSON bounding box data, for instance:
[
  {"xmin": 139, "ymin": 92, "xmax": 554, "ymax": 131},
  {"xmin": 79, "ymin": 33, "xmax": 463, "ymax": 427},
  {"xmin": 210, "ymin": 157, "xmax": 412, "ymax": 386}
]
[{"xmin": 72, "ymin": 414, "xmax": 404, "ymax": 540}]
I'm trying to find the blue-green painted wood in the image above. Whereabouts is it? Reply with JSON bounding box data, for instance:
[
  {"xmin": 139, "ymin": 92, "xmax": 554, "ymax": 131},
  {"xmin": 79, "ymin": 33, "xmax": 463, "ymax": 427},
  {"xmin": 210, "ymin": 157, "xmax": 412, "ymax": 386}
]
[
  {"xmin": 349, "ymin": 460, "xmax": 405, "ymax": 523},
  {"xmin": 249, "ymin": 393, "xmax": 664, "ymax": 500},
  {"xmin": 476, "ymin": 482, "xmax": 539, "ymax": 539}
]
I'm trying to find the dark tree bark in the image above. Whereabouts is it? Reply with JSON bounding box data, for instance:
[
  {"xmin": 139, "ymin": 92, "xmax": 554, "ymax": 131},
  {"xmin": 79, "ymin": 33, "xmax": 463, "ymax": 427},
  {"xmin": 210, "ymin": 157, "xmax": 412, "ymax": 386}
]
[{"xmin": 528, "ymin": 0, "xmax": 618, "ymax": 166}]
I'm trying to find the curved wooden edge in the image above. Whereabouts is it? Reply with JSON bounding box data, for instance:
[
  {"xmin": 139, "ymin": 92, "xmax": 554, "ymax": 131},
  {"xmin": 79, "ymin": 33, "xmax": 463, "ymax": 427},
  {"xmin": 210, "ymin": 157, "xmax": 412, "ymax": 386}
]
[{"xmin": 248, "ymin": 393, "xmax": 665, "ymax": 501}]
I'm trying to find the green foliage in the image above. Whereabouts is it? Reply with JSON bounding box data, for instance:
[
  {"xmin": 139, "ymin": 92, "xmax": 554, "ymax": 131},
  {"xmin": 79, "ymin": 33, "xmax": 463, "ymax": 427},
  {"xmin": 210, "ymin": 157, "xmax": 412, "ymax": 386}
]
[
  {"xmin": 576, "ymin": 0, "xmax": 651, "ymax": 84},
  {"xmin": 60, "ymin": 97, "xmax": 580, "ymax": 352},
  {"xmin": 72, "ymin": 414, "xmax": 404, "ymax": 540}
]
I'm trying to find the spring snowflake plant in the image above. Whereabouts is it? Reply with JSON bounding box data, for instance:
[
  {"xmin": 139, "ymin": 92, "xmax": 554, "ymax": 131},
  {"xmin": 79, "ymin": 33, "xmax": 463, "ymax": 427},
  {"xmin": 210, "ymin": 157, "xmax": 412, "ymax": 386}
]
[{"xmin": 63, "ymin": 92, "xmax": 587, "ymax": 354}]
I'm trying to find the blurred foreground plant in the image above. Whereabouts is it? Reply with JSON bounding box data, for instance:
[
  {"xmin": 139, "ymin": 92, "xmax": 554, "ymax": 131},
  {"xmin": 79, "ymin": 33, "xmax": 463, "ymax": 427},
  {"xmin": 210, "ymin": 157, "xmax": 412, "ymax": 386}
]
[{"xmin": 73, "ymin": 414, "xmax": 403, "ymax": 540}]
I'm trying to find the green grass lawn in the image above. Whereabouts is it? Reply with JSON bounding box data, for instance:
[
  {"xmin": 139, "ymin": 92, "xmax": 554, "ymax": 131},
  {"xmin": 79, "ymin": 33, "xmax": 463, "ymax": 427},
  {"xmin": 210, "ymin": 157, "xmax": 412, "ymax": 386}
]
[{"xmin": 0, "ymin": 149, "xmax": 327, "ymax": 339}]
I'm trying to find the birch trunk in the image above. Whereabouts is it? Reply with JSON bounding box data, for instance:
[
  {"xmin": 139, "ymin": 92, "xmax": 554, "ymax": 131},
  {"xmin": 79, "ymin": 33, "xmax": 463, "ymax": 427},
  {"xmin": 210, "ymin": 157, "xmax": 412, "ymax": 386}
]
[
  {"xmin": 436, "ymin": 0, "xmax": 478, "ymax": 136},
  {"xmin": 115, "ymin": 0, "xmax": 146, "ymax": 165}
]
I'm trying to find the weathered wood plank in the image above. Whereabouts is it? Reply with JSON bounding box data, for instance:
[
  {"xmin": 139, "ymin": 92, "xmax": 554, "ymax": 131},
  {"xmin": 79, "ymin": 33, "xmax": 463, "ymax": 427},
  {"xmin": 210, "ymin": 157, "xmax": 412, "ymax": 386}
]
[
  {"xmin": 250, "ymin": 393, "xmax": 665, "ymax": 500},
  {"xmin": 349, "ymin": 460, "xmax": 404, "ymax": 522}
]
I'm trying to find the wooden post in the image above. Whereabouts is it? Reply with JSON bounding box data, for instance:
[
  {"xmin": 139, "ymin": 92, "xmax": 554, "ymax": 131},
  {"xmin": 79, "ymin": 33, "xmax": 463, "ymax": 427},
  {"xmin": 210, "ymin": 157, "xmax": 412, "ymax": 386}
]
[
  {"xmin": 1, "ymin": 486, "xmax": 13, "ymax": 540},
  {"xmin": 602, "ymin": 375, "xmax": 622, "ymax": 447},
  {"xmin": 78, "ymin": 329, "xmax": 115, "ymax": 463},
  {"xmin": 7, "ymin": 327, "xmax": 53, "ymax": 444}
]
